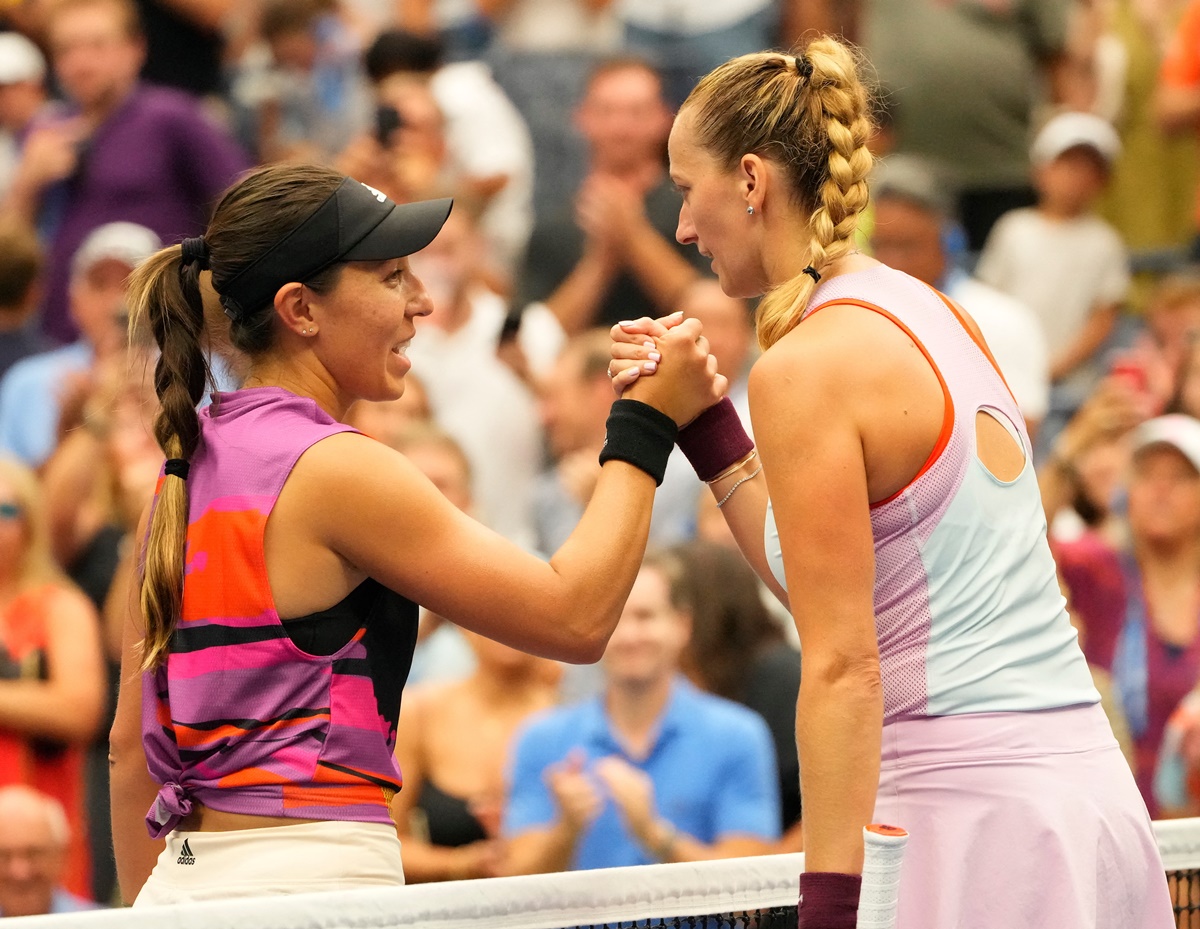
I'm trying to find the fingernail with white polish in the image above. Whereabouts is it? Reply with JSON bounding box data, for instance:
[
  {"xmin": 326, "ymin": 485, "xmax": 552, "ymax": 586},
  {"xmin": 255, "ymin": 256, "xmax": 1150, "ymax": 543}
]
[
  {"xmin": 648, "ymin": 352, "xmax": 661, "ymax": 362},
  {"xmin": 643, "ymin": 361, "xmax": 657, "ymax": 373}
]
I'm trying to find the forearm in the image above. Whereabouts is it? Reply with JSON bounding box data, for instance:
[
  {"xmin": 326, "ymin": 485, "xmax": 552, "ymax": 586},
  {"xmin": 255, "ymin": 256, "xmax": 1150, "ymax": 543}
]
[
  {"xmin": 623, "ymin": 223, "xmax": 699, "ymax": 315},
  {"xmin": 2, "ymin": 171, "xmax": 43, "ymax": 224},
  {"xmin": 110, "ymin": 750, "xmax": 164, "ymax": 904},
  {"xmin": 637, "ymin": 818, "xmax": 772, "ymax": 862},
  {"xmin": 1051, "ymin": 307, "xmax": 1117, "ymax": 382},
  {"xmin": 544, "ymin": 250, "xmax": 615, "ymax": 336},
  {"xmin": 397, "ymin": 836, "xmax": 487, "ymax": 882},
  {"xmin": 505, "ymin": 823, "xmax": 582, "ymax": 875},
  {"xmin": 710, "ymin": 474, "xmax": 788, "ymax": 607},
  {"xmin": 0, "ymin": 681, "xmax": 102, "ymax": 741},
  {"xmin": 549, "ymin": 462, "xmax": 657, "ymax": 656},
  {"xmin": 796, "ymin": 664, "xmax": 883, "ymax": 874}
]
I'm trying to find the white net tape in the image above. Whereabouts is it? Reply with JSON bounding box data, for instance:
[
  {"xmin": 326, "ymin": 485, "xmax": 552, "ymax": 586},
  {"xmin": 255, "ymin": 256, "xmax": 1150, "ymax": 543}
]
[{"xmin": 11, "ymin": 819, "xmax": 1200, "ymax": 929}]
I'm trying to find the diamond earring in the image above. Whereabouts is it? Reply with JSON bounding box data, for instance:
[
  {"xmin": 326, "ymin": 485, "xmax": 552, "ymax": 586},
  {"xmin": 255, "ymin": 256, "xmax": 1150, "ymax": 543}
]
[{"xmin": 746, "ymin": 206, "xmax": 754, "ymax": 215}]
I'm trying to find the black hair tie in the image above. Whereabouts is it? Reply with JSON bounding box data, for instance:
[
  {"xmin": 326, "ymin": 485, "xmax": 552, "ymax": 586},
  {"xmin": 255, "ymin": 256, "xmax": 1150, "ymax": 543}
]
[
  {"xmin": 802, "ymin": 265, "xmax": 822, "ymax": 284},
  {"xmin": 164, "ymin": 458, "xmax": 190, "ymax": 480},
  {"xmin": 180, "ymin": 237, "xmax": 210, "ymax": 270},
  {"xmin": 795, "ymin": 55, "xmax": 814, "ymax": 82}
]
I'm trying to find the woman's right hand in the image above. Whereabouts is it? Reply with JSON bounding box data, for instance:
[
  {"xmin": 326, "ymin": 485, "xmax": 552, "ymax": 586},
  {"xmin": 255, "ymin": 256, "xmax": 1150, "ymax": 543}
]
[{"xmin": 611, "ymin": 316, "xmax": 726, "ymax": 426}]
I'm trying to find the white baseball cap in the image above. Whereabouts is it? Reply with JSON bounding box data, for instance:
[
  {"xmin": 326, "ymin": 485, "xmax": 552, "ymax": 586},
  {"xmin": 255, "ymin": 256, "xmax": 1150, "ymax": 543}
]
[
  {"xmin": 71, "ymin": 222, "xmax": 162, "ymax": 279},
  {"xmin": 1132, "ymin": 414, "xmax": 1200, "ymax": 475},
  {"xmin": 0, "ymin": 33, "xmax": 46, "ymax": 86},
  {"xmin": 1031, "ymin": 111, "xmax": 1121, "ymax": 168}
]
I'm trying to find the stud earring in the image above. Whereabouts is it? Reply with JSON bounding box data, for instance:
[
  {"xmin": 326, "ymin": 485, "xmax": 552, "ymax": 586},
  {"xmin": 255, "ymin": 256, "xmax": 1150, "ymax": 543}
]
[{"xmin": 746, "ymin": 206, "xmax": 754, "ymax": 215}]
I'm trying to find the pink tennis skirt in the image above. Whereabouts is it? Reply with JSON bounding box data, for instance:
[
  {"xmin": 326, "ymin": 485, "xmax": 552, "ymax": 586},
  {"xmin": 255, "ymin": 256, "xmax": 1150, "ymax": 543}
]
[{"xmin": 873, "ymin": 702, "xmax": 1174, "ymax": 929}]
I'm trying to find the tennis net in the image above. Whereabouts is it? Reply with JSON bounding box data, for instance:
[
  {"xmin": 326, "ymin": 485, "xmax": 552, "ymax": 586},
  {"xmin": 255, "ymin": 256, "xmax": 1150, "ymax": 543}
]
[{"xmin": 11, "ymin": 818, "xmax": 1200, "ymax": 929}]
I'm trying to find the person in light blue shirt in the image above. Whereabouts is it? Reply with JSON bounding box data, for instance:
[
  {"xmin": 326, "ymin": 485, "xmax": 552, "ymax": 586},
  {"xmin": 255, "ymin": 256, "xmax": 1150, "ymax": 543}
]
[
  {"xmin": 0, "ymin": 222, "xmax": 159, "ymax": 468},
  {"xmin": 504, "ymin": 550, "xmax": 780, "ymax": 873}
]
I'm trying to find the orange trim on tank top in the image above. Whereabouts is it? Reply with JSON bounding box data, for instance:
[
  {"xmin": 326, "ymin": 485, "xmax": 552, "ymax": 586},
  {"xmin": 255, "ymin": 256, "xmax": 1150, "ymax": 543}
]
[
  {"xmin": 926, "ymin": 287, "xmax": 1019, "ymax": 408},
  {"xmin": 803, "ymin": 297, "xmax": 954, "ymax": 509}
]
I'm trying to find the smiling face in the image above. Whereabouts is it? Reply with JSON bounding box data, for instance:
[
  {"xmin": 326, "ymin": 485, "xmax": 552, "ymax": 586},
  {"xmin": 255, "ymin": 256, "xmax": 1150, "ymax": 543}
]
[
  {"xmin": 668, "ymin": 112, "xmax": 767, "ymax": 299},
  {"xmin": 305, "ymin": 257, "xmax": 433, "ymax": 404}
]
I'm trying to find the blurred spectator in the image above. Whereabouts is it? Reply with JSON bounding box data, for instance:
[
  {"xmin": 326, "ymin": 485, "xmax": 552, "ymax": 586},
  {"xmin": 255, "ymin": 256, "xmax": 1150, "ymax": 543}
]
[
  {"xmin": 675, "ymin": 541, "xmax": 800, "ymax": 842},
  {"xmin": 0, "ymin": 33, "xmax": 47, "ymax": 202},
  {"xmin": 0, "ymin": 220, "xmax": 50, "ymax": 380},
  {"xmin": 977, "ymin": 112, "xmax": 1130, "ymax": 452},
  {"xmin": 486, "ymin": 0, "xmax": 620, "ymax": 221},
  {"xmin": 337, "ymin": 75, "xmax": 452, "ymax": 205},
  {"xmin": 346, "ymin": 373, "xmax": 434, "ymax": 447},
  {"xmin": 1054, "ymin": 414, "xmax": 1200, "ymax": 816},
  {"xmin": 515, "ymin": 58, "xmax": 706, "ymax": 334},
  {"xmin": 0, "ymin": 786, "xmax": 99, "ymax": 915},
  {"xmin": 0, "ymin": 221, "xmax": 159, "ymax": 469},
  {"xmin": 862, "ymin": 0, "xmax": 1079, "ymax": 250},
  {"xmin": 1041, "ymin": 374, "xmax": 1148, "ymax": 544},
  {"xmin": 365, "ymin": 29, "xmax": 534, "ymax": 276},
  {"xmin": 2, "ymin": 0, "xmax": 248, "ymax": 344},
  {"xmin": 504, "ymin": 551, "xmax": 779, "ymax": 872},
  {"xmin": 614, "ymin": 0, "xmax": 776, "ymax": 108},
  {"xmin": 0, "ymin": 458, "xmax": 104, "ymax": 900},
  {"xmin": 870, "ymin": 156, "xmax": 1051, "ymax": 435},
  {"xmin": 1147, "ymin": 272, "xmax": 1200, "ymax": 403},
  {"xmin": 406, "ymin": 208, "xmax": 551, "ymax": 548},
  {"xmin": 230, "ymin": 0, "xmax": 371, "ymax": 163},
  {"xmin": 393, "ymin": 631, "xmax": 559, "ymax": 881}
]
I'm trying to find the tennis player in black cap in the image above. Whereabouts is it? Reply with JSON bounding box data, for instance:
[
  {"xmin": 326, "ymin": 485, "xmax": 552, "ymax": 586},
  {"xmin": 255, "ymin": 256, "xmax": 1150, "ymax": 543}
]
[{"xmin": 107, "ymin": 163, "xmax": 726, "ymax": 905}]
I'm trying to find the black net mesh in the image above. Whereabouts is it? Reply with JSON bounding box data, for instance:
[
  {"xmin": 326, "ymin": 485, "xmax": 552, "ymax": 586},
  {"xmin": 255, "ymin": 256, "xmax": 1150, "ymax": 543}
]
[{"xmin": 1173, "ymin": 869, "xmax": 1200, "ymax": 927}]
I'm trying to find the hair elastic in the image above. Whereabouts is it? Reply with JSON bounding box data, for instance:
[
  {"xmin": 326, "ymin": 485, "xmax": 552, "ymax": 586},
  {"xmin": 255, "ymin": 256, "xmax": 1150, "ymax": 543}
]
[
  {"xmin": 802, "ymin": 265, "xmax": 822, "ymax": 284},
  {"xmin": 164, "ymin": 458, "xmax": 190, "ymax": 480},
  {"xmin": 180, "ymin": 237, "xmax": 209, "ymax": 270},
  {"xmin": 794, "ymin": 55, "xmax": 814, "ymax": 82}
]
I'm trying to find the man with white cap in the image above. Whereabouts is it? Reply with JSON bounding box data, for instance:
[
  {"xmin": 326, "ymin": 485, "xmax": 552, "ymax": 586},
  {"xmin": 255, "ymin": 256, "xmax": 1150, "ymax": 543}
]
[
  {"xmin": 976, "ymin": 111, "xmax": 1131, "ymax": 453},
  {"xmin": 0, "ymin": 220, "xmax": 159, "ymax": 467},
  {"xmin": 0, "ymin": 33, "xmax": 47, "ymax": 201}
]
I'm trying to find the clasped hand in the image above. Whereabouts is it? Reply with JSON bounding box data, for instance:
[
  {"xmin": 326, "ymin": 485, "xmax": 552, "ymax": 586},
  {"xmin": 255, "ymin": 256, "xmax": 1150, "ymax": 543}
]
[{"xmin": 608, "ymin": 313, "xmax": 727, "ymax": 427}]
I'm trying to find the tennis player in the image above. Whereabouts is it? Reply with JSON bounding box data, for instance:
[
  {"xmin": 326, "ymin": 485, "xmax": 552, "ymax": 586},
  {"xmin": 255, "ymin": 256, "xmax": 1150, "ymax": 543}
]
[
  {"xmin": 107, "ymin": 163, "xmax": 725, "ymax": 905},
  {"xmin": 612, "ymin": 38, "xmax": 1174, "ymax": 928}
]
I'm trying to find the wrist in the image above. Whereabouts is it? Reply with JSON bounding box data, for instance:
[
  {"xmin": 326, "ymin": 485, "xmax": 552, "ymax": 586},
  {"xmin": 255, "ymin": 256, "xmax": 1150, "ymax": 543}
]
[
  {"xmin": 676, "ymin": 397, "xmax": 754, "ymax": 482},
  {"xmin": 642, "ymin": 818, "xmax": 677, "ymax": 862},
  {"xmin": 798, "ymin": 871, "xmax": 862, "ymax": 929},
  {"xmin": 598, "ymin": 399, "xmax": 678, "ymax": 486}
]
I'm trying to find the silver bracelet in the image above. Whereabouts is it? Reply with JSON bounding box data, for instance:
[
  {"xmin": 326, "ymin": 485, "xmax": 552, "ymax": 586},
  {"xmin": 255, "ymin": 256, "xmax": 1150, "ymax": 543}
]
[{"xmin": 716, "ymin": 464, "xmax": 762, "ymax": 508}]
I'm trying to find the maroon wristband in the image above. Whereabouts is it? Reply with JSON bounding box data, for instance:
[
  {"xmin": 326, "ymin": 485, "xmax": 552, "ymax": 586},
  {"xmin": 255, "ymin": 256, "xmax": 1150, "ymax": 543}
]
[
  {"xmin": 797, "ymin": 871, "xmax": 862, "ymax": 929},
  {"xmin": 675, "ymin": 397, "xmax": 753, "ymax": 482}
]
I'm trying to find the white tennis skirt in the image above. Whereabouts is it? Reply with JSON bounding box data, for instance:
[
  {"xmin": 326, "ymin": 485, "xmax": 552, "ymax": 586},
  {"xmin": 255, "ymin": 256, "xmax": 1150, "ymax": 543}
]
[
  {"xmin": 873, "ymin": 702, "xmax": 1174, "ymax": 929},
  {"xmin": 134, "ymin": 820, "xmax": 404, "ymax": 906}
]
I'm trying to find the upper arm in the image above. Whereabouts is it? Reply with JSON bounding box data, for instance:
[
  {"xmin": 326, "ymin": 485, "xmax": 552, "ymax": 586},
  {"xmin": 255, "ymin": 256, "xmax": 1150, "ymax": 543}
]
[
  {"xmin": 110, "ymin": 506, "xmax": 150, "ymax": 758},
  {"xmin": 748, "ymin": 338, "xmax": 878, "ymax": 671},
  {"xmin": 301, "ymin": 435, "xmax": 596, "ymax": 659}
]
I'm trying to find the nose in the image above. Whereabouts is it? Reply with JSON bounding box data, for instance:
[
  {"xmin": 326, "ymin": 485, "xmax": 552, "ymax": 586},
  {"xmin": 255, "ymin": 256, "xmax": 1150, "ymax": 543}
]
[
  {"xmin": 406, "ymin": 271, "xmax": 435, "ymax": 318},
  {"xmin": 676, "ymin": 203, "xmax": 696, "ymax": 246}
]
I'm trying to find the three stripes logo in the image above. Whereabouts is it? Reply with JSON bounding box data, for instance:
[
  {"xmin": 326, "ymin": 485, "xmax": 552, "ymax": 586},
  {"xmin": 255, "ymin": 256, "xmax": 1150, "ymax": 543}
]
[{"xmin": 176, "ymin": 838, "xmax": 196, "ymax": 866}]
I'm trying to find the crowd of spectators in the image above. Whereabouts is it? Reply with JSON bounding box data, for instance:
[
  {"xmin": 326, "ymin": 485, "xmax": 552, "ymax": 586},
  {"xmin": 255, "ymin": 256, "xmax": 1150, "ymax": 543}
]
[{"xmin": 5, "ymin": 0, "xmax": 1200, "ymax": 912}]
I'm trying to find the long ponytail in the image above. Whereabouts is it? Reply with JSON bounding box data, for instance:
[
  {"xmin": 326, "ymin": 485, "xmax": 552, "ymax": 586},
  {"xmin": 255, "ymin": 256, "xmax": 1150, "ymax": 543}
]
[{"xmin": 126, "ymin": 247, "xmax": 210, "ymax": 669}]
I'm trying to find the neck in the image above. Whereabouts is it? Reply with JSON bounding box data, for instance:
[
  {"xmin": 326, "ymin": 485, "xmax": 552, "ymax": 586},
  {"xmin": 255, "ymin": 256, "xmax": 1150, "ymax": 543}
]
[
  {"xmin": 80, "ymin": 80, "xmax": 135, "ymax": 126},
  {"xmin": 242, "ymin": 356, "xmax": 347, "ymax": 421},
  {"xmin": 762, "ymin": 213, "xmax": 873, "ymax": 290},
  {"xmin": 605, "ymin": 674, "xmax": 673, "ymax": 748},
  {"xmin": 1037, "ymin": 202, "xmax": 1086, "ymax": 222},
  {"xmin": 1136, "ymin": 536, "xmax": 1200, "ymax": 585}
]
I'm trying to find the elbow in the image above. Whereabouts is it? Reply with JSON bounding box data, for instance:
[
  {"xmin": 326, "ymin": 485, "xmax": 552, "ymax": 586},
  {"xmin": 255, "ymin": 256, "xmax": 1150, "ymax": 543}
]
[
  {"xmin": 556, "ymin": 606, "xmax": 618, "ymax": 664},
  {"xmin": 801, "ymin": 650, "xmax": 882, "ymax": 697}
]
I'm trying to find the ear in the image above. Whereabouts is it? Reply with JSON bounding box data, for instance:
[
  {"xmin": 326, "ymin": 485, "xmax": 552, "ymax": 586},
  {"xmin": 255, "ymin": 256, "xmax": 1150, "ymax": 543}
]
[
  {"xmin": 273, "ymin": 282, "xmax": 314, "ymax": 338},
  {"xmin": 739, "ymin": 154, "xmax": 768, "ymax": 213}
]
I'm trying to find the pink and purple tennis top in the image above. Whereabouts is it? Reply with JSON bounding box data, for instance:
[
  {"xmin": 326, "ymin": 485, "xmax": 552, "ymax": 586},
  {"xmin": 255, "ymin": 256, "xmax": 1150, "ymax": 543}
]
[{"xmin": 141, "ymin": 387, "xmax": 418, "ymax": 838}]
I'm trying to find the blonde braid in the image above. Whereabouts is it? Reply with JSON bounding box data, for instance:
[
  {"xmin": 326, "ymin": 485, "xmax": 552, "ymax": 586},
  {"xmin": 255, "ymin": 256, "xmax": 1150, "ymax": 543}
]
[{"xmin": 756, "ymin": 40, "xmax": 874, "ymax": 350}]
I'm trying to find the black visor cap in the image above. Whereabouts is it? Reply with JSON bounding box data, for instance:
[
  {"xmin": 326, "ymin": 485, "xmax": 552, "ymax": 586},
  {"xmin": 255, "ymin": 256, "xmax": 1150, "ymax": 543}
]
[{"xmin": 219, "ymin": 178, "xmax": 453, "ymax": 319}]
